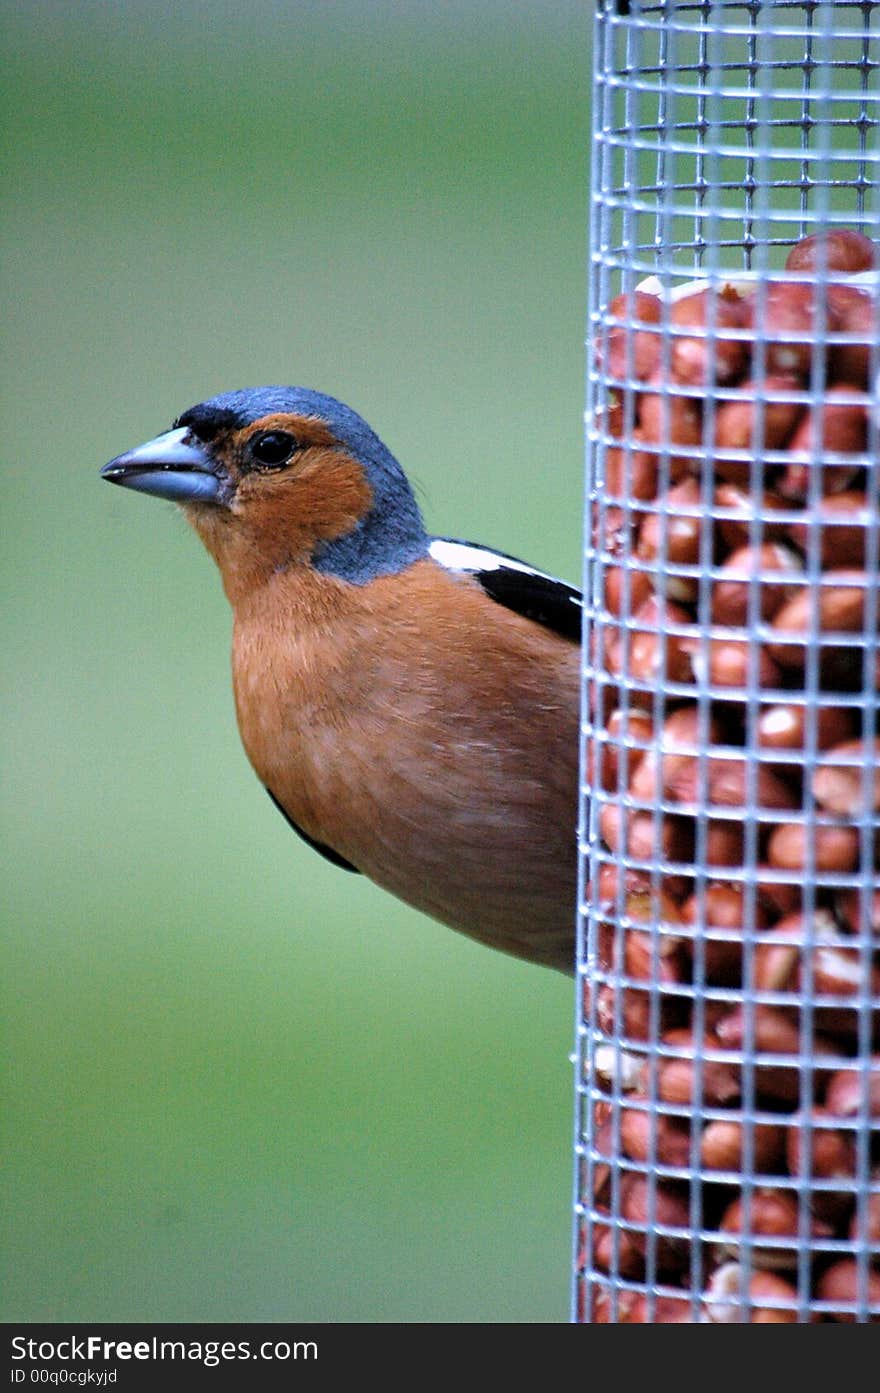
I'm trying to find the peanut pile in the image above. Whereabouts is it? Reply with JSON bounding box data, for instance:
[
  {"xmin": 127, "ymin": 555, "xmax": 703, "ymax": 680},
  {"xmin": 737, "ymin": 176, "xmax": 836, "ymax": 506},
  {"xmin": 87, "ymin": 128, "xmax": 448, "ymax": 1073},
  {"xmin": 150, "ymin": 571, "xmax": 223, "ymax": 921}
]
[{"xmin": 581, "ymin": 229, "xmax": 880, "ymax": 1322}]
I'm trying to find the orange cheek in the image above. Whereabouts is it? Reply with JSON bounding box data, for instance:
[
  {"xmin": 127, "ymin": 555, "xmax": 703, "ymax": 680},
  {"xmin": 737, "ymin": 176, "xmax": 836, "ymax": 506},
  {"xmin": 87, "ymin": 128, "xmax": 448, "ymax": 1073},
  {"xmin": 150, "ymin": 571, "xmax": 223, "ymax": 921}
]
[{"xmin": 233, "ymin": 449, "xmax": 374, "ymax": 554}]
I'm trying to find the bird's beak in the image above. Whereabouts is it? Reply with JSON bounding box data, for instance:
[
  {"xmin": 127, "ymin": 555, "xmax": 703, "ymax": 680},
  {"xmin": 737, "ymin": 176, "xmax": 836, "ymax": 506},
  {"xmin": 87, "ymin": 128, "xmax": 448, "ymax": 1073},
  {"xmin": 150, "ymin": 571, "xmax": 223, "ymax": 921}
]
[{"xmin": 100, "ymin": 427, "xmax": 225, "ymax": 504}]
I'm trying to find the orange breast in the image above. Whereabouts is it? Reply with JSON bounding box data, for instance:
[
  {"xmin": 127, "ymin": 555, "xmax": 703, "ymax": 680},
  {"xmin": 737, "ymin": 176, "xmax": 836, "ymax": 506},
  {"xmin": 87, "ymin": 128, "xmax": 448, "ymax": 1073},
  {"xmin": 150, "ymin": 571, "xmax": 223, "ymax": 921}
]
[{"xmin": 231, "ymin": 559, "xmax": 581, "ymax": 971}]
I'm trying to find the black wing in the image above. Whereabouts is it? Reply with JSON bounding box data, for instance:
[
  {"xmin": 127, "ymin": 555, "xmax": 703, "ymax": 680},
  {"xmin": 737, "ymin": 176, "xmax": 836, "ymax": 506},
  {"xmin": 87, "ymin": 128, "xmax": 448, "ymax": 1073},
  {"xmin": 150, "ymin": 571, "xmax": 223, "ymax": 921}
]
[
  {"xmin": 428, "ymin": 537, "xmax": 582, "ymax": 643},
  {"xmin": 266, "ymin": 787, "xmax": 361, "ymax": 873}
]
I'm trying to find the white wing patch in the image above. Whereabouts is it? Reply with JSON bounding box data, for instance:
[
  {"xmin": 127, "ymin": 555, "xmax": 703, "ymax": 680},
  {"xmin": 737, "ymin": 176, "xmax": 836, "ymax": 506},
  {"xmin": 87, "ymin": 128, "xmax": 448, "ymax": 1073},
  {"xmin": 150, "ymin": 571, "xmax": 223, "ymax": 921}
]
[
  {"xmin": 429, "ymin": 537, "xmax": 546, "ymax": 580},
  {"xmin": 428, "ymin": 536, "xmax": 582, "ymax": 641}
]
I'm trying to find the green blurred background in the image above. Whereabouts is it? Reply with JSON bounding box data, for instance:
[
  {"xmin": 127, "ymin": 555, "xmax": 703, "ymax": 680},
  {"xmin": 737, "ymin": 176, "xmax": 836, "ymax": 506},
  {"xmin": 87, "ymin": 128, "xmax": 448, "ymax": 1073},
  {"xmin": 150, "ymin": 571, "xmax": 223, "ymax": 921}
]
[{"xmin": 2, "ymin": 0, "xmax": 588, "ymax": 1322}]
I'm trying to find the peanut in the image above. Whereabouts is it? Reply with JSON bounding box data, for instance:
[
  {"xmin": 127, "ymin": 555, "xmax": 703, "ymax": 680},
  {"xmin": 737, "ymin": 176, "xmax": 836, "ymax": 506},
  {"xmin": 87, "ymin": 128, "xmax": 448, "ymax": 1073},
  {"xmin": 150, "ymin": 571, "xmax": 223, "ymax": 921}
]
[
  {"xmin": 669, "ymin": 285, "xmax": 749, "ymax": 388},
  {"xmin": 768, "ymin": 571, "xmax": 869, "ymax": 670},
  {"xmin": 593, "ymin": 1288, "xmax": 695, "ymax": 1323},
  {"xmin": 636, "ymin": 477, "xmax": 704, "ymax": 569},
  {"xmin": 705, "ymin": 1265, "xmax": 801, "ymax": 1323},
  {"xmin": 710, "ymin": 543, "xmax": 803, "ymax": 626},
  {"xmin": 786, "ymin": 489, "xmax": 875, "ymax": 569},
  {"xmin": 691, "ymin": 636, "xmax": 784, "ymax": 693},
  {"xmin": 605, "ymin": 594, "xmax": 695, "ymax": 684},
  {"xmin": 714, "ymin": 481, "xmax": 790, "ymax": 550},
  {"xmin": 756, "ymin": 701, "xmax": 856, "ymax": 753},
  {"xmin": 717, "ymin": 1188, "xmax": 833, "ymax": 1270},
  {"xmin": 603, "ymin": 563, "xmax": 654, "ymax": 618},
  {"xmin": 816, "ymin": 1259, "xmax": 880, "ymax": 1322},
  {"xmin": 767, "ymin": 820, "xmax": 860, "ymax": 873},
  {"xmin": 785, "ymin": 229, "xmax": 878, "ymax": 276},
  {"xmin": 592, "ymin": 1222, "xmax": 645, "ymax": 1280},
  {"xmin": 619, "ymin": 1172, "xmax": 691, "ymax": 1273},
  {"xmin": 588, "ymin": 707, "xmax": 654, "ymax": 792},
  {"xmin": 620, "ymin": 1098, "xmax": 693, "ymax": 1167},
  {"xmin": 827, "ymin": 284, "xmax": 879, "ymax": 387},
  {"xmin": 700, "ymin": 1117, "xmax": 786, "ymax": 1173},
  {"xmin": 777, "ymin": 385, "xmax": 868, "ymax": 500},
  {"xmin": 682, "ymin": 882, "xmax": 767, "ymax": 985},
  {"xmin": 715, "ymin": 1004, "xmax": 837, "ymax": 1104},
  {"xmin": 812, "ymin": 738, "xmax": 880, "ymax": 816},
  {"xmin": 784, "ymin": 1106, "xmax": 857, "ymax": 1183},
  {"xmin": 658, "ymin": 1026, "xmax": 741, "ymax": 1107},
  {"xmin": 598, "ymin": 801, "xmax": 694, "ymax": 864},
  {"xmin": 601, "ymin": 290, "xmax": 664, "ymax": 382},
  {"xmin": 742, "ymin": 281, "xmax": 834, "ymax": 381},
  {"xmin": 713, "ymin": 375, "xmax": 804, "ymax": 486},
  {"xmin": 602, "ymin": 434, "xmax": 661, "ymax": 502},
  {"xmin": 638, "ymin": 374, "xmax": 703, "ymax": 470}
]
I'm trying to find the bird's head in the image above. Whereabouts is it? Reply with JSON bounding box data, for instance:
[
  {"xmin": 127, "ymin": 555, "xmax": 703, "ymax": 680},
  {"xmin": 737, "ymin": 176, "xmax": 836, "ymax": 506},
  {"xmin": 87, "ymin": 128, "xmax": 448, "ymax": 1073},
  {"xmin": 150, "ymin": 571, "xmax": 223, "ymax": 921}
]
[{"xmin": 101, "ymin": 387, "xmax": 428, "ymax": 596}]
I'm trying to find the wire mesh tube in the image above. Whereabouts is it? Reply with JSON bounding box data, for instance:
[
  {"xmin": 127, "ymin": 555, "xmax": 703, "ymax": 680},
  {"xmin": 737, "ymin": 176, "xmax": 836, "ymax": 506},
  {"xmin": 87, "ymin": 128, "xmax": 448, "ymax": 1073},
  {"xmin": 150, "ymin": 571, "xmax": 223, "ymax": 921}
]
[{"xmin": 575, "ymin": 0, "xmax": 880, "ymax": 1322}]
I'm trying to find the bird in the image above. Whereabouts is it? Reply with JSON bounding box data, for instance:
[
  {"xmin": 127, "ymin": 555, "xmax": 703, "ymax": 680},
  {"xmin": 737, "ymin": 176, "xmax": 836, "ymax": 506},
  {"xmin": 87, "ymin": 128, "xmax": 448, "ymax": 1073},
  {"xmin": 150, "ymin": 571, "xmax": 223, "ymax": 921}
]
[{"xmin": 101, "ymin": 387, "xmax": 582, "ymax": 972}]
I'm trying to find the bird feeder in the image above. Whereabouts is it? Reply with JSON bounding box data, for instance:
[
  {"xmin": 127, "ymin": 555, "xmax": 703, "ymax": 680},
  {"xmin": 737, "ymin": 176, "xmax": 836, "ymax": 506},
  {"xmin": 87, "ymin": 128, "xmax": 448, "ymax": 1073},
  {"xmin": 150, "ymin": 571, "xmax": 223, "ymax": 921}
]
[{"xmin": 576, "ymin": 0, "xmax": 880, "ymax": 1322}]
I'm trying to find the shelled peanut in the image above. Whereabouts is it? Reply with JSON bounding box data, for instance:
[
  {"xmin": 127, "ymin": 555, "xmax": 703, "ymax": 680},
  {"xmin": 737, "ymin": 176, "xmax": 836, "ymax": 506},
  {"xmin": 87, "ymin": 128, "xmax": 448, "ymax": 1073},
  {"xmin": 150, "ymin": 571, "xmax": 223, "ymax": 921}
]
[{"xmin": 582, "ymin": 228, "xmax": 880, "ymax": 1322}]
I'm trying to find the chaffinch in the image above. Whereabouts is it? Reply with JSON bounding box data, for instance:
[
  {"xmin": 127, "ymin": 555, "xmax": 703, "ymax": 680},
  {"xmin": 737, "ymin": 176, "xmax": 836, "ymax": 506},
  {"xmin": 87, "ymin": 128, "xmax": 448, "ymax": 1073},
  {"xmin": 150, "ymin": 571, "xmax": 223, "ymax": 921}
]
[{"xmin": 102, "ymin": 387, "xmax": 581, "ymax": 972}]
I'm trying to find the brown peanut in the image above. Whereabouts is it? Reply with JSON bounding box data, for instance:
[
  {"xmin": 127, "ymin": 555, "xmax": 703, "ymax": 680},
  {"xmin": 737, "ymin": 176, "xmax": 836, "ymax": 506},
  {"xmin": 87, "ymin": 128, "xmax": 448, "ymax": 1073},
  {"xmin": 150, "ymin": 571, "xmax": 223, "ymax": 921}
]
[
  {"xmin": 658, "ymin": 1026, "xmax": 741, "ymax": 1107},
  {"xmin": 752, "ymin": 914, "xmax": 817, "ymax": 992},
  {"xmin": 717, "ymin": 1189, "xmax": 833, "ymax": 1269},
  {"xmin": 767, "ymin": 820, "xmax": 861, "ymax": 873},
  {"xmin": 600, "ymin": 290, "xmax": 664, "ymax": 382},
  {"xmin": 816, "ymin": 1259, "xmax": 880, "ymax": 1322},
  {"xmin": 812, "ymin": 738, "xmax": 880, "ymax": 816},
  {"xmin": 588, "ymin": 707, "xmax": 654, "ymax": 792},
  {"xmin": 742, "ymin": 281, "xmax": 833, "ymax": 380},
  {"xmin": 682, "ymin": 882, "xmax": 768, "ymax": 985},
  {"xmin": 742, "ymin": 912, "xmax": 878, "ymax": 1045},
  {"xmin": 636, "ymin": 476, "xmax": 705, "ymax": 576},
  {"xmin": 602, "ymin": 562, "xmax": 654, "ymax": 618},
  {"xmin": 756, "ymin": 701, "xmax": 856, "ymax": 753},
  {"xmin": 602, "ymin": 434, "xmax": 661, "ymax": 503},
  {"xmin": 705, "ymin": 819, "xmax": 746, "ymax": 870},
  {"xmin": 669, "ymin": 285, "xmax": 749, "ymax": 388},
  {"xmin": 776, "ymin": 385, "xmax": 868, "ymax": 500},
  {"xmin": 784, "ymin": 1106, "xmax": 857, "ymax": 1183},
  {"xmin": 826, "ymin": 283, "xmax": 879, "ymax": 387},
  {"xmin": 605, "ymin": 595, "xmax": 695, "ymax": 684},
  {"xmin": 755, "ymin": 871, "xmax": 803, "ymax": 922},
  {"xmin": 628, "ymin": 704, "xmax": 721, "ymax": 805},
  {"xmin": 619, "ymin": 1172, "xmax": 691, "ymax": 1273},
  {"xmin": 749, "ymin": 1271, "xmax": 802, "ymax": 1323},
  {"xmin": 638, "ymin": 374, "xmax": 703, "ymax": 468},
  {"xmin": 714, "ymin": 481, "xmax": 790, "ymax": 550},
  {"xmin": 786, "ymin": 490, "xmax": 874, "ymax": 569},
  {"xmin": 594, "ymin": 862, "xmax": 668, "ymax": 911},
  {"xmin": 785, "ymin": 229, "xmax": 878, "ymax": 276},
  {"xmin": 715, "ymin": 1004, "xmax": 837, "ymax": 1104},
  {"xmin": 594, "ymin": 980, "xmax": 685, "ymax": 1043},
  {"xmin": 596, "ymin": 885, "xmax": 686, "ymax": 981},
  {"xmin": 704, "ymin": 1262, "xmax": 799, "ymax": 1323},
  {"xmin": 592, "ymin": 1222, "xmax": 645, "ymax": 1280},
  {"xmin": 635, "ymin": 743, "xmax": 797, "ymax": 821},
  {"xmin": 599, "ymin": 802, "xmax": 693, "ymax": 865},
  {"xmin": 700, "ymin": 1117, "xmax": 786, "ymax": 1173},
  {"xmin": 620, "ymin": 1098, "xmax": 693, "ymax": 1167},
  {"xmin": 693, "ymin": 636, "xmax": 784, "ymax": 693},
  {"xmin": 593, "ymin": 1288, "xmax": 695, "ymax": 1323},
  {"xmin": 768, "ymin": 572, "xmax": 869, "ymax": 670},
  {"xmin": 713, "ymin": 376, "xmax": 804, "ymax": 485},
  {"xmin": 710, "ymin": 543, "xmax": 803, "ymax": 626}
]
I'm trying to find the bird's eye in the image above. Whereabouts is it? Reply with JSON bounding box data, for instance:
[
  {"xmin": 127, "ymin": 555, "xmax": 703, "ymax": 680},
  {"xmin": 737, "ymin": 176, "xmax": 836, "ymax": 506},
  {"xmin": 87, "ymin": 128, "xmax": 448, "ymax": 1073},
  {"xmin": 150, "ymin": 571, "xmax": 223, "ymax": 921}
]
[{"xmin": 250, "ymin": 431, "xmax": 297, "ymax": 469}]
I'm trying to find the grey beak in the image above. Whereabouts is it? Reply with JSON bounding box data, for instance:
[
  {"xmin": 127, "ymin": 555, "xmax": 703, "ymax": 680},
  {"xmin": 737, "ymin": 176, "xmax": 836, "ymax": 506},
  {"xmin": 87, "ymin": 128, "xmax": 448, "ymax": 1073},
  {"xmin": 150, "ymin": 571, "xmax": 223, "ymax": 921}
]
[{"xmin": 101, "ymin": 427, "xmax": 225, "ymax": 504}]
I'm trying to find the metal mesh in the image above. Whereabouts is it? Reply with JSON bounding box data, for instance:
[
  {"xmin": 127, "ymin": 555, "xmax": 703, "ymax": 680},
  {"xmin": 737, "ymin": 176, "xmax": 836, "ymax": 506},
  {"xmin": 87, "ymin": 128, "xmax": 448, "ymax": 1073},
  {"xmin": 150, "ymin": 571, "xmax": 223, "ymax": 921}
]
[{"xmin": 575, "ymin": 0, "xmax": 880, "ymax": 1323}]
